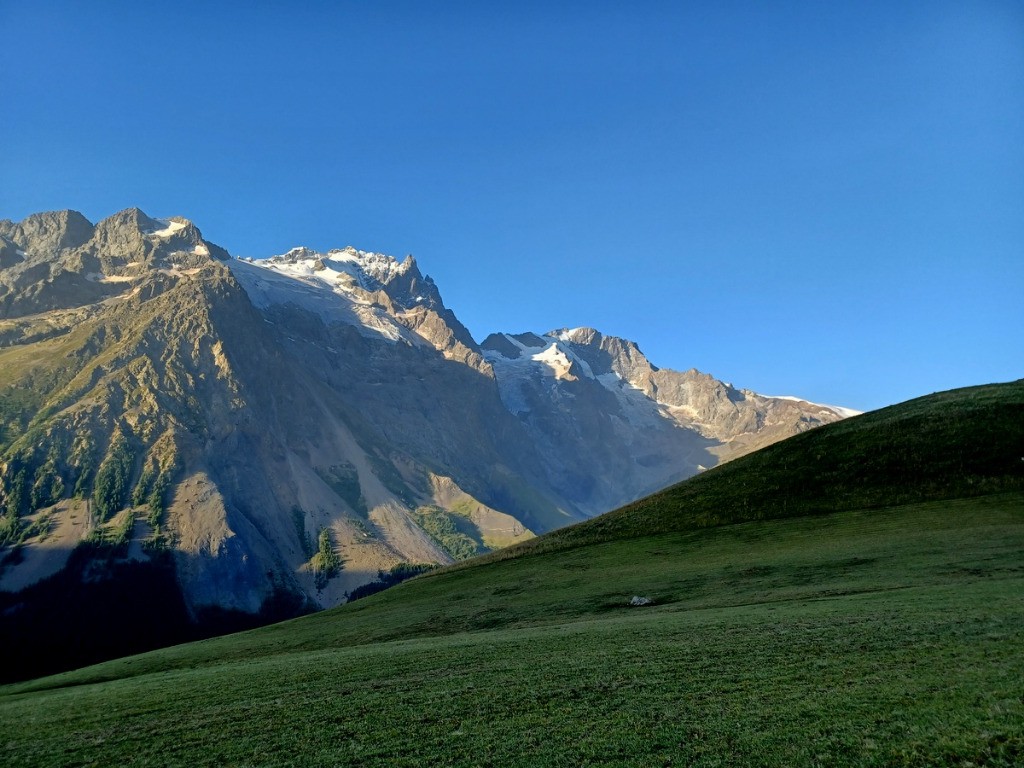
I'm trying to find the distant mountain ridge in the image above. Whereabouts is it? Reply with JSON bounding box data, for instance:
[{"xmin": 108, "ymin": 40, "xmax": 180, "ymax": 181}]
[{"xmin": 0, "ymin": 208, "xmax": 852, "ymax": 674}]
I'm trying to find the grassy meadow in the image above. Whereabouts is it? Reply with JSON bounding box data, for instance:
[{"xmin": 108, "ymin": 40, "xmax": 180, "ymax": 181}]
[{"xmin": 2, "ymin": 493, "xmax": 1022, "ymax": 767}]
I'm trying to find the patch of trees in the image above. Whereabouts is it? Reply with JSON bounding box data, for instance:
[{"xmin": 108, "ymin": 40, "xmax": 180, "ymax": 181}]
[
  {"xmin": 132, "ymin": 458, "xmax": 177, "ymax": 528},
  {"xmin": 30, "ymin": 460, "xmax": 64, "ymax": 510},
  {"xmin": 0, "ymin": 464, "xmax": 36, "ymax": 547},
  {"xmin": 292, "ymin": 507, "xmax": 313, "ymax": 557},
  {"xmin": 311, "ymin": 527, "xmax": 343, "ymax": 590},
  {"xmin": 411, "ymin": 506, "xmax": 483, "ymax": 561},
  {"xmin": 92, "ymin": 431, "xmax": 134, "ymax": 522},
  {"xmin": 0, "ymin": 420, "xmax": 184, "ymax": 555},
  {"xmin": 85, "ymin": 510, "xmax": 135, "ymax": 549}
]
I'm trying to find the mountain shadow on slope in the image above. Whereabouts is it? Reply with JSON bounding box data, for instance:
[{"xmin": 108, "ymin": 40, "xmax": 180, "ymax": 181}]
[{"xmin": 0, "ymin": 541, "xmax": 312, "ymax": 684}]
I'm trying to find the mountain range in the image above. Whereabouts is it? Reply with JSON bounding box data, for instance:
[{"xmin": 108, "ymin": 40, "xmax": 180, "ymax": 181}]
[{"xmin": 0, "ymin": 208, "xmax": 852, "ymax": 672}]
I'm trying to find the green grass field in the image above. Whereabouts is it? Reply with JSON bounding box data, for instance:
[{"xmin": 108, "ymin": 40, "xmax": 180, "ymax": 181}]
[
  {"xmin": 1, "ymin": 382, "xmax": 1022, "ymax": 766},
  {"xmin": 2, "ymin": 493, "xmax": 1022, "ymax": 767}
]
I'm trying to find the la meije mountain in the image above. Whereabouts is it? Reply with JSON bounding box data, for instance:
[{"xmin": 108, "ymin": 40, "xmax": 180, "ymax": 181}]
[{"xmin": 0, "ymin": 209, "xmax": 853, "ymax": 675}]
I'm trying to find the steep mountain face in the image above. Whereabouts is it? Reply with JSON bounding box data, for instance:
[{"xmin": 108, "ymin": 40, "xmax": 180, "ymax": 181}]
[
  {"xmin": 0, "ymin": 209, "xmax": 852, "ymax": 675},
  {"xmin": 481, "ymin": 327, "xmax": 849, "ymax": 515}
]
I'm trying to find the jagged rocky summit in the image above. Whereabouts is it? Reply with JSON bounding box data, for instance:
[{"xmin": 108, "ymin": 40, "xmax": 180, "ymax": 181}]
[{"xmin": 0, "ymin": 209, "xmax": 855, "ymax": 676}]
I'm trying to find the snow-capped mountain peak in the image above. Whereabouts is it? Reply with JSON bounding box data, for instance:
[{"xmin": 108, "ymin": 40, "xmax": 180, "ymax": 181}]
[
  {"xmin": 226, "ymin": 242, "xmax": 480, "ymax": 362},
  {"xmin": 246, "ymin": 245, "xmax": 434, "ymax": 305},
  {"xmin": 481, "ymin": 332, "xmax": 595, "ymax": 380}
]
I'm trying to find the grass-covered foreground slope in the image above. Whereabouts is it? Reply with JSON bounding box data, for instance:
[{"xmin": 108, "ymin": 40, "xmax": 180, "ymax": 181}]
[{"xmin": 1, "ymin": 381, "xmax": 1022, "ymax": 767}]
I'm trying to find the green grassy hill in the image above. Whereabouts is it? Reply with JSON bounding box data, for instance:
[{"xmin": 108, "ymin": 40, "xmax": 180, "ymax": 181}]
[
  {"xmin": 493, "ymin": 379, "xmax": 1024, "ymax": 555},
  {"xmin": 1, "ymin": 381, "xmax": 1022, "ymax": 767}
]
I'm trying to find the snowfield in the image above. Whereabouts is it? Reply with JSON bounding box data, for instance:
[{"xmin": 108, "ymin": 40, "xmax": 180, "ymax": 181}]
[{"xmin": 227, "ymin": 249, "xmax": 422, "ymax": 344}]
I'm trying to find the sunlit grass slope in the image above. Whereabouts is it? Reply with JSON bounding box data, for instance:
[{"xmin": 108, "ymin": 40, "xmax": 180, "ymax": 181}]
[{"xmin": 1, "ymin": 381, "xmax": 1022, "ymax": 766}]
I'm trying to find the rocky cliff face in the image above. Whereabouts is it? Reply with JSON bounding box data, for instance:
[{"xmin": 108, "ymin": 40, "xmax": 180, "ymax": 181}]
[
  {"xmin": 0, "ymin": 208, "xmax": 853, "ymax": 677},
  {"xmin": 480, "ymin": 327, "xmax": 847, "ymax": 515}
]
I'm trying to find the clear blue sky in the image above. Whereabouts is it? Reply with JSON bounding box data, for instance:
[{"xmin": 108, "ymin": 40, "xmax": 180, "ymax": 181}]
[{"xmin": 2, "ymin": 1, "xmax": 1021, "ymax": 411}]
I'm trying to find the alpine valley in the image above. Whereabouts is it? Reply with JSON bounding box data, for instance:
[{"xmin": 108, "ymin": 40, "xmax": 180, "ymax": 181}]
[{"xmin": 0, "ymin": 209, "xmax": 854, "ymax": 679}]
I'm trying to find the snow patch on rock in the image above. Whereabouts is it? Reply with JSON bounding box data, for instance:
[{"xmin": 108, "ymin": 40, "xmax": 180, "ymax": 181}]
[
  {"xmin": 596, "ymin": 371, "xmax": 669, "ymax": 428},
  {"xmin": 148, "ymin": 219, "xmax": 187, "ymax": 238},
  {"xmin": 227, "ymin": 256, "xmax": 418, "ymax": 344},
  {"xmin": 257, "ymin": 245, "xmax": 414, "ymax": 293},
  {"xmin": 531, "ymin": 342, "xmax": 591, "ymax": 380},
  {"xmin": 85, "ymin": 272, "xmax": 136, "ymax": 284},
  {"xmin": 767, "ymin": 395, "xmax": 863, "ymax": 418},
  {"xmin": 482, "ymin": 348, "xmax": 532, "ymax": 415}
]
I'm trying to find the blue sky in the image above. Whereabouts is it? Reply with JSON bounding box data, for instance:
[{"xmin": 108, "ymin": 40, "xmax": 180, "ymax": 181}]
[{"xmin": 2, "ymin": 1, "xmax": 1021, "ymax": 411}]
